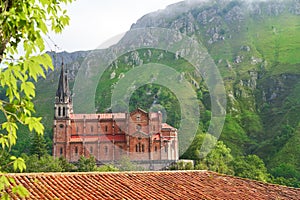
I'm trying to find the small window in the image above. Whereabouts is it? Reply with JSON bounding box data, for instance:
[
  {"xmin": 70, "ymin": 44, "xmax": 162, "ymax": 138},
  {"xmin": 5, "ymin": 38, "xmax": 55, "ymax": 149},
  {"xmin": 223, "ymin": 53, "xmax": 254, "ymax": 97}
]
[
  {"xmin": 105, "ymin": 125, "xmax": 108, "ymax": 132},
  {"xmin": 165, "ymin": 145, "xmax": 168, "ymax": 153},
  {"xmin": 136, "ymin": 114, "xmax": 141, "ymax": 121},
  {"xmin": 136, "ymin": 144, "xmax": 139, "ymax": 152},
  {"xmin": 75, "ymin": 147, "xmax": 78, "ymax": 156},
  {"xmin": 136, "ymin": 124, "xmax": 141, "ymax": 131},
  {"xmin": 60, "ymin": 147, "xmax": 63, "ymax": 155},
  {"xmin": 63, "ymin": 107, "xmax": 66, "ymax": 116},
  {"xmin": 59, "ymin": 124, "xmax": 64, "ymax": 128},
  {"xmin": 155, "ymin": 146, "xmax": 157, "ymax": 152},
  {"xmin": 58, "ymin": 107, "xmax": 61, "ymax": 117},
  {"xmin": 91, "ymin": 126, "xmax": 93, "ymax": 133},
  {"xmin": 142, "ymin": 144, "xmax": 145, "ymax": 152},
  {"xmin": 90, "ymin": 146, "xmax": 93, "ymax": 154}
]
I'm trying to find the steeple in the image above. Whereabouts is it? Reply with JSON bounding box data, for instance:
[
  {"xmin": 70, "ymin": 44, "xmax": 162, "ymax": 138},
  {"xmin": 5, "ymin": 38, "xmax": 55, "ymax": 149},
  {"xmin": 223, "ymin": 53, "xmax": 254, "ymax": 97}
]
[
  {"xmin": 54, "ymin": 62, "xmax": 73, "ymax": 119},
  {"xmin": 56, "ymin": 62, "xmax": 71, "ymax": 103}
]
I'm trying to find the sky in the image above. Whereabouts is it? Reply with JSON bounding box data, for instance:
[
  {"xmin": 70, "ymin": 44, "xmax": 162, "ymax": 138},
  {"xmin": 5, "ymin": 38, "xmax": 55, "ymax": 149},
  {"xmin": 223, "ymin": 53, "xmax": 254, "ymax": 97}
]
[{"xmin": 47, "ymin": 0, "xmax": 183, "ymax": 53}]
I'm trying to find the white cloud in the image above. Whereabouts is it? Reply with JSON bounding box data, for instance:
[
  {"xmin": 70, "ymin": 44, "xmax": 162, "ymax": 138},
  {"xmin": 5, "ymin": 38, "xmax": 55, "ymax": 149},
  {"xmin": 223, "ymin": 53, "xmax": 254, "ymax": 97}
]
[{"xmin": 47, "ymin": 0, "xmax": 183, "ymax": 52}]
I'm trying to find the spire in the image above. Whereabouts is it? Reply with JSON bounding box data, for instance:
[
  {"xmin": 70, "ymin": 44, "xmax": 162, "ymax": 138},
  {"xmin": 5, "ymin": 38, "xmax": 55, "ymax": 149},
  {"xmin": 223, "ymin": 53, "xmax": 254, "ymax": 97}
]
[{"xmin": 56, "ymin": 62, "xmax": 71, "ymax": 103}]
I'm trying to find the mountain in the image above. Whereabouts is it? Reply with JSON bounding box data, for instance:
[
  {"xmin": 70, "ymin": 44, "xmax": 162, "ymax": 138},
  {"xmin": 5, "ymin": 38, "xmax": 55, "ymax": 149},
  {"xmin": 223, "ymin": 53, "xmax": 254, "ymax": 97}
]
[{"xmin": 15, "ymin": 0, "xmax": 300, "ymax": 179}]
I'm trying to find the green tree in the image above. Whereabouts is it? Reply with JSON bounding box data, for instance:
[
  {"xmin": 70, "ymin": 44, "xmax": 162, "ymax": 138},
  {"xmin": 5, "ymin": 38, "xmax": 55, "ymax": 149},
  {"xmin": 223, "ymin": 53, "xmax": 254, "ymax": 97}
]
[
  {"xmin": 0, "ymin": 0, "xmax": 72, "ymax": 198},
  {"xmin": 29, "ymin": 133, "xmax": 47, "ymax": 159},
  {"xmin": 117, "ymin": 156, "xmax": 144, "ymax": 171},
  {"xmin": 77, "ymin": 156, "xmax": 97, "ymax": 172},
  {"xmin": 231, "ymin": 155, "xmax": 270, "ymax": 182},
  {"xmin": 23, "ymin": 154, "xmax": 63, "ymax": 173},
  {"xmin": 195, "ymin": 140, "xmax": 234, "ymax": 175},
  {"xmin": 58, "ymin": 157, "xmax": 76, "ymax": 172}
]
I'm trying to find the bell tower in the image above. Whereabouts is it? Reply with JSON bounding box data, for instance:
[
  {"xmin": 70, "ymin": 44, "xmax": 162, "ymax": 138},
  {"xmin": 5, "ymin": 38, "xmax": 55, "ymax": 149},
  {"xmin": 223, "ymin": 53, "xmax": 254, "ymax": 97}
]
[
  {"xmin": 53, "ymin": 62, "xmax": 73, "ymax": 159},
  {"xmin": 54, "ymin": 62, "xmax": 73, "ymax": 119}
]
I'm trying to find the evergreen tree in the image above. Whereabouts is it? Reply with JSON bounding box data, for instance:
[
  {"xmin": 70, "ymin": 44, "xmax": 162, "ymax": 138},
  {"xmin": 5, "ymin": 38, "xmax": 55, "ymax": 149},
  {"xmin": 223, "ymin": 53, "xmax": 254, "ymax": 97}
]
[{"xmin": 29, "ymin": 133, "xmax": 47, "ymax": 159}]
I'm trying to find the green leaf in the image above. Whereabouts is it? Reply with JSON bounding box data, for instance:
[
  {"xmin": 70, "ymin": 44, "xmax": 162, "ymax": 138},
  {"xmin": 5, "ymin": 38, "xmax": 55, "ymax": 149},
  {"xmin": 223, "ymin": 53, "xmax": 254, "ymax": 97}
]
[
  {"xmin": 12, "ymin": 185, "xmax": 30, "ymax": 198},
  {"xmin": 24, "ymin": 117, "xmax": 44, "ymax": 135},
  {"xmin": 13, "ymin": 157, "xmax": 26, "ymax": 172},
  {"xmin": 21, "ymin": 82, "xmax": 35, "ymax": 98}
]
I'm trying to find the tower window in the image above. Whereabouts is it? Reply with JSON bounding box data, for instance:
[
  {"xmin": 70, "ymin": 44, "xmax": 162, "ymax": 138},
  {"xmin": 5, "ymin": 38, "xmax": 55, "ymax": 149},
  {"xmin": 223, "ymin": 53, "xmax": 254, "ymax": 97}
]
[
  {"xmin": 60, "ymin": 147, "xmax": 63, "ymax": 155},
  {"xmin": 58, "ymin": 107, "xmax": 61, "ymax": 116},
  {"xmin": 63, "ymin": 107, "xmax": 66, "ymax": 116},
  {"xmin": 155, "ymin": 146, "xmax": 157, "ymax": 152},
  {"xmin": 142, "ymin": 144, "xmax": 145, "ymax": 152},
  {"xmin": 105, "ymin": 125, "xmax": 108, "ymax": 132},
  {"xmin": 75, "ymin": 147, "xmax": 78, "ymax": 156}
]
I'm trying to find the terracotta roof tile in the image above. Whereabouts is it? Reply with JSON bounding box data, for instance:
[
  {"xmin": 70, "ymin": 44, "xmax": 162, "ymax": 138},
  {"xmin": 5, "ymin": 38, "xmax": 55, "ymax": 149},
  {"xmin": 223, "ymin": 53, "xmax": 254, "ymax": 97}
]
[{"xmin": 5, "ymin": 171, "xmax": 300, "ymax": 199}]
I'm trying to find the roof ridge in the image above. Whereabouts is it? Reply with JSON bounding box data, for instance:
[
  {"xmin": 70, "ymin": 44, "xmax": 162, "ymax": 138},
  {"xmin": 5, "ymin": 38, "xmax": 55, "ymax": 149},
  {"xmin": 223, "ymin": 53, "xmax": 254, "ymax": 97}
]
[{"xmin": 6, "ymin": 170, "xmax": 209, "ymax": 176}]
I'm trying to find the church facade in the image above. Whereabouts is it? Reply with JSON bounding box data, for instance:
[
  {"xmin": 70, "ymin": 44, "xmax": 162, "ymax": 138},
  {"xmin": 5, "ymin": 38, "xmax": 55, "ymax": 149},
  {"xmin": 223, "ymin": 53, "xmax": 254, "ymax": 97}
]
[{"xmin": 53, "ymin": 65, "xmax": 178, "ymax": 170}]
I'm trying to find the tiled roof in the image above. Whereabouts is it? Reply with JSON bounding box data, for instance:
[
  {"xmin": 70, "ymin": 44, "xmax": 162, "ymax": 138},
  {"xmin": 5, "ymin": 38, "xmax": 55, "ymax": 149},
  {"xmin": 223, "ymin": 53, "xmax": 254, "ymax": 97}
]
[
  {"xmin": 162, "ymin": 123, "xmax": 176, "ymax": 131},
  {"xmin": 70, "ymin": 113, "xmax": 126, "ymax": 120},
  {"xmin": 5, "ymin": 170, "xmax": 300, "ymax": 199}
]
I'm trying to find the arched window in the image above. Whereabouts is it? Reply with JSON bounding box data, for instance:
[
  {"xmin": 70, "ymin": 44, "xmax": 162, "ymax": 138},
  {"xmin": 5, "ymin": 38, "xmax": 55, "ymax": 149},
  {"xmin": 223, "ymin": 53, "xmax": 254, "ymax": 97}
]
[
  {"xmin": 136, "ymin": 124, "xmax": 141, "ymax": 131},
  {"xmin": 105, "ymin": 125, "xmax": 108, "ymax": 132},
  {"xmin": 58, "ymin": 107, "xmax": 61, "ymax": 116},
  {"xmin": 142, "ymin": 144, "xmax": 145, "ymax": 152},
  {"xmin": 63, "ymin": 107, "xmax": 66, "ymax": 116},
  {"xmin": 155, "ymin": 146, "xmax": 157, "ymax": 152},
  {"xmin": 136, "ymin": 144, "xmax": 138, "ymax": 152}
]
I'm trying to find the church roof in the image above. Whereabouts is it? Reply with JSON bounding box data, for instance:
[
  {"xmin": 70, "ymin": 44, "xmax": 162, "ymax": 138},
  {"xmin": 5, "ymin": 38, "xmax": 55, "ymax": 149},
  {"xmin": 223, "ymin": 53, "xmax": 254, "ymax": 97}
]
[{"xmin": 4, "ymin": 171, "xmax": 300, "ymax": 199}]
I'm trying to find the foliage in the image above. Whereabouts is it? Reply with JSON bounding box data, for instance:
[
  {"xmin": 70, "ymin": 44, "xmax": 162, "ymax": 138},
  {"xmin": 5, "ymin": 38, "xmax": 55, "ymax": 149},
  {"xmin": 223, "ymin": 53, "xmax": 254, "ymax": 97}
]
[
  {"xmin": 0, "ymin": 0, "xmax": 73, "ymax": 197},
  {"xmin": 270, "ymin": 163, "xmax": 300, "ymax": 188},
  {"xmin": 169, "ymin": 160, "xmax": 194, "ymax": 170},
  {"xmin": 76, "ymin": 156, "xmax": 97, "ymax": 172},
  {"xmin": 29, "ymin": 133, "xmax": 47, "ymax": 159},
  {"xmin": 117, "ymin": 156, "xmax": 145, "ymax": 171},
  {"xmin": 23, "ymin": 154, "xmax": 63, "ymax": 172},
  {"xmin": 231, "ymin": 155, "xmax": 270, "ymax": 182},
  {"xmin": 195, "ymin": 140, "xmax": 234, "ymax": 175},
  {"xmin": 58, "ymin": 157, "xmax": 76, "ymax": 172},
  {"xmin": 97, "ymin": 164, "xmax": 119, "ymax": 172}
]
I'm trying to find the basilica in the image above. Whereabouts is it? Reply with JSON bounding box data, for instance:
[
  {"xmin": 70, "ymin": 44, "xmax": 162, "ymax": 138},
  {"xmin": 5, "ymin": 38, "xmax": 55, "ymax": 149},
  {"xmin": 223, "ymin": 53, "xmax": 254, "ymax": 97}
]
[{"xmin": 53, "ymin": 64, "xmax": 178, "ymax": 170}]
